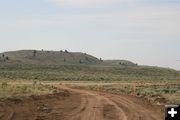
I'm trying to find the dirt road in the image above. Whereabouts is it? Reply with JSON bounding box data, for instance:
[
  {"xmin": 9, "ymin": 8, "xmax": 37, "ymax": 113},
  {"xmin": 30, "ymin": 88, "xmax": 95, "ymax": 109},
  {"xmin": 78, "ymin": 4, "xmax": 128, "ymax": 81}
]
[{"xmin": 0, "ymin": 85, "xmax": 164, "ymax": 120}]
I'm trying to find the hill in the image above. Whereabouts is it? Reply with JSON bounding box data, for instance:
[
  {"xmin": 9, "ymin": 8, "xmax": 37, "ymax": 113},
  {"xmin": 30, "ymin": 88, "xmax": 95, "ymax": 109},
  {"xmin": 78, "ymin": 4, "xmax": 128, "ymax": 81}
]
[
  {"xmin": 0, "ymin": 50, "xmax": 135, "ymax": 66},
  {"xmin": 0, "ymin": 50, "xmax": 179, "ymax": 81},
  {"xmin": 0, "ymin": 50, "xmax": 100, "ymax": 65}
]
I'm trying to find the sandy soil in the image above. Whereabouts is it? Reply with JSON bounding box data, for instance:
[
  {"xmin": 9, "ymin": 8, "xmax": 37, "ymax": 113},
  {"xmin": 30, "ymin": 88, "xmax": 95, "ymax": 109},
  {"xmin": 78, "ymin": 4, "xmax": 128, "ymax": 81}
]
[{"xmin": 0, "ymin": 84, "xmax": 164, "ymax": 120}]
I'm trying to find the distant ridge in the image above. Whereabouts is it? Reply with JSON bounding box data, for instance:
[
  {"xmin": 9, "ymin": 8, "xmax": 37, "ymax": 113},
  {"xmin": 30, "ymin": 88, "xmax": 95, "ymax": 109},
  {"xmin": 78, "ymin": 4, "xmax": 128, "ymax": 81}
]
[
  {"xmin": 0, "ymin": 50, "xmax": 136, "ymax": 66},
  {"xmin": 0, "ymin": 50, "xmax": 100, "ymax": 65},
  {"xmin": 0, "ymin": 50, "xmax": 179, "ymax": 81}
]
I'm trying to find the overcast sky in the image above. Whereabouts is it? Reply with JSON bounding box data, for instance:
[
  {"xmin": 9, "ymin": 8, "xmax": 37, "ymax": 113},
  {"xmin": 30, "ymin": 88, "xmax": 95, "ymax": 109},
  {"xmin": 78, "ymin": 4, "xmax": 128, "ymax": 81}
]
[{"xmin": 0, "ymin": 0, "xmax": 180, "ymax": 70}]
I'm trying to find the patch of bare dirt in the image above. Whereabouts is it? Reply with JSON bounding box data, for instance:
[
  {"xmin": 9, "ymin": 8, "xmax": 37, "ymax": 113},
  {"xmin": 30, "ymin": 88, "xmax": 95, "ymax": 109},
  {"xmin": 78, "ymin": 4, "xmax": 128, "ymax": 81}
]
[{"xmin": 0, "ymin": 90, "xmax": 80, "ymax": 120}]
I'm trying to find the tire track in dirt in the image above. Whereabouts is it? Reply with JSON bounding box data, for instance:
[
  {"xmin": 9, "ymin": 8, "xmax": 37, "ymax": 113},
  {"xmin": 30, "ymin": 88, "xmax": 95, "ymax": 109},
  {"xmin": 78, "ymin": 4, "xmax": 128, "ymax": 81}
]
[
  {"xmin": 70, "ymin": 91, "xmax": 126, "ymax": 120},
  {"xmin": 0, "ymin": 84, "xmax": 163, "ymax": 120},
  {"xmin": 55, "ymin": 85, "xmax": 127, "ymax": 120},
  {"xmin": 56, "ymin": 85, "xmax": 163, "ymax": 120},
  {"xmin": 105, "ymin": 94, "xmax": 163, "ymax": 120}
]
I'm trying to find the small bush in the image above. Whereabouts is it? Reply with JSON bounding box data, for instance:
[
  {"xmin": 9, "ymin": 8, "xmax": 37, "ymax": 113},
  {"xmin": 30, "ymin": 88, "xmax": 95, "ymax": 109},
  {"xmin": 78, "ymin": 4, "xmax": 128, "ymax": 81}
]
[{"xmin": 1, "ymin": 82, "xmax": 8, "ymax": 88}]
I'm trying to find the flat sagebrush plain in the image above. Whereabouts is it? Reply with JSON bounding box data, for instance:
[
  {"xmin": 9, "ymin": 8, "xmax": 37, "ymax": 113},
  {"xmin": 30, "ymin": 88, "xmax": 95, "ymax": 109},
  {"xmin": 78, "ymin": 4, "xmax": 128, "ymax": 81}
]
[
  {"xmin": 63, "ymin": 80, "xmax": 180, "ymax": 104},
  {"xmin": 0, "ymin": 64, "xmax": 179, "ymax": 81}
]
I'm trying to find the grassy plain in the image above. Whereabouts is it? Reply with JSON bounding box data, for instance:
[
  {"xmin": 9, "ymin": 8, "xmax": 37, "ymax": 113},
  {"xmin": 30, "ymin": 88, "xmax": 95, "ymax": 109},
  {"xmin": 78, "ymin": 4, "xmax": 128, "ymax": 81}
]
[
  {"xmin": 62, "ymin": 80, "xmax": 180, "ymax": 104},
  {"xmin": 0, "ymin": 63, "xmax": 179, "ymax": 104},
  {"xmin": 0, "ymin": 64, "xmax": 179, "ymax": 81},
  {"xmin": 0, "ymin": 79, "xmax": 179, "ymax": 104}
]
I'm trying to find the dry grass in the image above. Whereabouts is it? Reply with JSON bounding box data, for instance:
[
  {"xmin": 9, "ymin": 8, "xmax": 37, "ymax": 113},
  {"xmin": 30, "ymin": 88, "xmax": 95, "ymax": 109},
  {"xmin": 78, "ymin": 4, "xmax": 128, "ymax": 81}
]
[
  {"xmin": 0, "ymin": 80, "xmax": 58, "ymax": 99},
  {"xmin": 63, "ymin": 80, "xmax": 180, "ymax": 104},
  {"xmin": 1, "ymin": 79, "xmax": 180, "ymax": 104}
]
